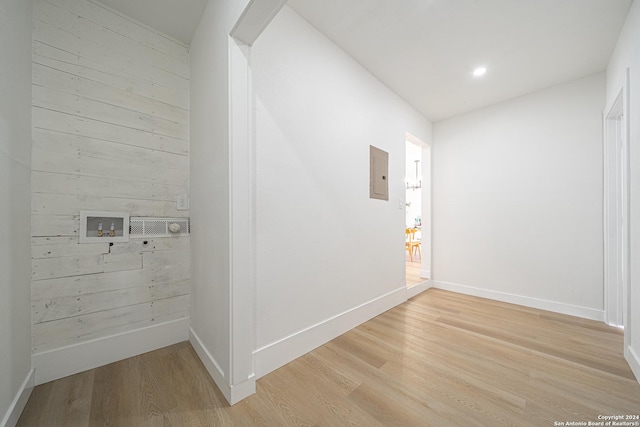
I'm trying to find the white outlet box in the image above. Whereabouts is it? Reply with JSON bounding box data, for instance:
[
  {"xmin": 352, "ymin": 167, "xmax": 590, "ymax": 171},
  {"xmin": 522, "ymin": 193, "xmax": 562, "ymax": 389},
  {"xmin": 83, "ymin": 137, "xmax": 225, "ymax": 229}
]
[
  {"xmin": 177, "ymin": 195, "xmax": 189, "ymax": 211},
  {"xmin": 79, "ymin": 210, "xmax": 129, "ymax": 243}
]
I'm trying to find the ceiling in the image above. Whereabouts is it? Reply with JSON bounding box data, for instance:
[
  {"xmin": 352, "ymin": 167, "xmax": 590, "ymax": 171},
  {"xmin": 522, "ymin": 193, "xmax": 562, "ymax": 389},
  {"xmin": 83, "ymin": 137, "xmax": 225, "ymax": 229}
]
[
  {"xmin": 287, "ymin": 0, "xmax": 632, "ymax": 121},
  {"xmin": 98, "ymin": 0, "xmax": 633, "ymax": 121},
  {"xmin": 97, "ymin": 0, "xmax": 208, "ymax": 45}
]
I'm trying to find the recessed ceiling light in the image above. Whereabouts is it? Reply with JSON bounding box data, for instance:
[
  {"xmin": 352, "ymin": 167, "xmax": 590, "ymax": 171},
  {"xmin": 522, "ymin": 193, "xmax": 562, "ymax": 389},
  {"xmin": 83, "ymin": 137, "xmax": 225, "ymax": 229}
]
[{"xmin": 473, "ymin": 66, "xmax": 487, "ymax": 77}]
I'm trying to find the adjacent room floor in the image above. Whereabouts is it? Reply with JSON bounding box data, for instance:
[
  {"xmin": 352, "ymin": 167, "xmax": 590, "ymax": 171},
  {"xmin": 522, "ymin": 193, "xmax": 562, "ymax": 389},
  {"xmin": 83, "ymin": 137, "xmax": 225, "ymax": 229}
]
[
  {"xmin": 18, "ymin": 289, "xmax": 640, "ymax": 426},
  {"xmin": 406, "ymin": 251, "xmax": 426, "ymax": 286}
]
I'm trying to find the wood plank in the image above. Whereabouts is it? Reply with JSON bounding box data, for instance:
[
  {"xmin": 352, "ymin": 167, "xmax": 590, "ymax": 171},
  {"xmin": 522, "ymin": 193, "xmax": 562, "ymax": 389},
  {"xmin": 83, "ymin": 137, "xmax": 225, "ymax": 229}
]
[
  {"xmin": 32, "ymin": 254, "xmax": 104, "ymax": 281},
  {"xmin": 16, "ymin": 370, "xmax": 95, "ymax": 427},
  {"xmin": 34, "ymin": 0, "xmax": 189, "ymax": 79},
  {"xmin": 31, "ymin": 143, "xmax": 188, "ymax": 188},
  {"xmin": 31, "ymin": 270, "xmax": 149, "ymax": 302},
  {"xmin": 33, "ymin": 285, "xmax": 152, "ymax": 324},
  {"xmin": 103, "ymin": 252, "xmax": 143, "ymax": 273},
  {"xmin": 33, "ymin": 43, "xmax": 189, "ymax": 110},
  {"xmin": 109, "ymin": 237, "xmax": 189, "ymax": 255},
  {"xmin": 31, "ymin": 266, "xmax": 190, "ymax": 301},
  {"xmin": 276, "ymin": 355, "xmax": 385, "ymax": 427},
  {"xmin": 33, "ymin": 61, "xmax": 188, "ymax": 124},
  {"xmin": 33, "ymin": 85, "xmax": 188, "ymax": 141},
  {"xmin": 142, "ymin": 249, "xmax": 190, "ymax": 273},
  {"xmin": 32, "ymin": 214, "xmax": 79, "ymax": 237},
  {"xmin": 32, "ymin": 127, "xmax": 188, "ymax": 176},
  {"xmin": 32, "ymin": 171, "xmax": 185, "ymax": 202},
  {"xmin": 33, "ymin": 18, "xmax": 188, "ymax": 91},
  {"xmin": 33, "ymin": 269, "xmax": 145, "ymax": 300},
  {"xmin": 32, "ymin": 279, "xmax": 188, "ymax": 324},
  {"xmin": 146, "ymin": 261, "xmax": 191, "ymax": 285},
  {"xmin": 32, "ymin": 193, "xmax": 181, "ymax": 217},
  {"xmin": 32, "ymin": 236, "xmax": 80, "ymax": 246},
  {"xmin": 32, "ymin": 240, "xmax": 109, "ymax": 259},
  {"xmin": 31, "ymin": 146, "xmax": 186, "ymax": 188},
  {"xmin": 33, "ymin": 106, "xmax": 188, "ymax": 156},
  {"xmin": 87, "ymin": 353, "xmax": 139, "ymax": 427},
  {"xmin": 18, "ymin": 291, "xmax": 640, "ymax": 426},
  {"xmin": 153, "ymin": 345, "xmax": 231, "ymax": 426},
  {"xmin": 345, "ymin": 329, "xmax": 530, "ymax": 424},
  {"xmin": 32, "ymin": 295, "xmax": 189, "ymax": 352},
  {"xmin": 47, "ymin": 0, "xmax": 189, "ymax": 59}
]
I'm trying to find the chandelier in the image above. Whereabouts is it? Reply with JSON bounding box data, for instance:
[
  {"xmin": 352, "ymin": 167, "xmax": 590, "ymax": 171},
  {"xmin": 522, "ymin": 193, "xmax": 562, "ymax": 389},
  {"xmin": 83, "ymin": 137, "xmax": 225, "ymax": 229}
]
[{"xmin": 406, "ymin": 159, "xmax": 422, "ymax": 190}]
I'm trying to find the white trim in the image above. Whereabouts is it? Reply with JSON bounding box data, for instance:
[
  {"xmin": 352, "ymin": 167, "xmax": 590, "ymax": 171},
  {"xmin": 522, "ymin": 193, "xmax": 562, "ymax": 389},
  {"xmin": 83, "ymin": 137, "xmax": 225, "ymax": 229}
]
[
  {"xmin": 626, "ymin": 345, "xmax": 640, "ymax": 383},
  {"xmin": 0, "ymin": 368, "xmax": 34, "ymax": 427},
  {"xmin": 225, "ymin": 0, "xmax": 287, "ymax": 405},
  {"xmin": 253, "ymin": 286, "xmax": 407, "ymax": 379},
  {"xmin": 230, "ymin": 0, "xmax": 288, "ymax": 45},
  {"xmin": 189, "ymin": 327, "xmax": 227, "ymax": 399},
  {"xmin": 228, "ymin": 37, "xmax": 256, "ymax": 394},
  {"xmin": 229, "ymin": 374, "xmax": 256, "ymax": 405},
  {"xmin": 32, "ymin": 318, "xmax": 188, "ymax": 385},
  {"xmin": 603, "ymin": 74, "xmax": 630, "ymax": 328},
  {"xmin": 430, "ymin": 280, "xmax": 604, "ymax": 321},
  {"xmin": 189, "ymin": 327, "xmax": 256, "ymax": 405},
  {"xmin": 622, "ymin": 68, "xmax": 632, "ymax": 361},
  {"xmin": 405, "ymin": 132, "xmax": 432, "ymax": 284},
  {"xmin": 406, "ymin": 280, "xmax": 433, "ymax": 300}
]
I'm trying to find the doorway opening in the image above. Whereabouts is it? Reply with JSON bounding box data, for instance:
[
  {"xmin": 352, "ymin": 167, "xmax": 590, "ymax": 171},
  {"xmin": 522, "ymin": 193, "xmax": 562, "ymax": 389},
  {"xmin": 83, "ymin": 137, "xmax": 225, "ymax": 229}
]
[
  {"xmin": 603, "ymin": 71, "xmax": 629, "ymax": 338},
  {"xmin": 405, "ymin": 133, "xmax": 430, "ymax": 287}
]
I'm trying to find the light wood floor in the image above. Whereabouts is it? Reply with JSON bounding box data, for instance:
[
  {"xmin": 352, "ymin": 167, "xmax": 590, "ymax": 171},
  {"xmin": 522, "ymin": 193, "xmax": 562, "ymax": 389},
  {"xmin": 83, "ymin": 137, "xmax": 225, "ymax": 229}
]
[
  {"xmin": 18, "ymin": 289, "xmax": 640, "ymax": 426},
  {"xmin": 406, "ymin": 251, "xmax": 426, "ymax": 286}
]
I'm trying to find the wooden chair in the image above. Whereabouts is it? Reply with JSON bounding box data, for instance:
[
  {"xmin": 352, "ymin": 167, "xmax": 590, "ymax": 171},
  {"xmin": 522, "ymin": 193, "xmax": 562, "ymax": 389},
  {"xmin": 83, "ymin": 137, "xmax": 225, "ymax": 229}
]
[{"xmin": 405, "ymin": 228, "xmax": 421, "ymax": 262}]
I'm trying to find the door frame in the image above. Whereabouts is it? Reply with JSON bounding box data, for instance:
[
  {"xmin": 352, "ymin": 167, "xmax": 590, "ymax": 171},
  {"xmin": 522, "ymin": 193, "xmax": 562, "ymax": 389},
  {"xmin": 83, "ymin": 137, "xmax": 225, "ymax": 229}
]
[
  {"xmin": 603, "ymin": 68, "xmax": 630, "ymax": 347},
  {"xmin": 405, "ymin": 132, "xmax": 432, "ymax": 286}
]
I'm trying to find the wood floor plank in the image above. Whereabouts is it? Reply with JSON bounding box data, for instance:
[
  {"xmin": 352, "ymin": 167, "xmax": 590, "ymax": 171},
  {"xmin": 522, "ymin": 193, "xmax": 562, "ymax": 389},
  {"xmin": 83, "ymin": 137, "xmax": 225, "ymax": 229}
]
[
  {"xmin": 17, "ymin": 370, "xmax": 94, "ymax": 427},
  {"xmin": 17, "ymin": 289, "xmax": 640, "ymax": 426}
]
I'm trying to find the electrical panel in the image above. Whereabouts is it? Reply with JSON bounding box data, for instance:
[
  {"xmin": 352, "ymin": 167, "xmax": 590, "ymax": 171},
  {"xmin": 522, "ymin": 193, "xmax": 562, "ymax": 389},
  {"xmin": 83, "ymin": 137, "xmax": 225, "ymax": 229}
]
[{"xmin": 370, "ymin": 145, "xmax": 389, "ymax": 201}]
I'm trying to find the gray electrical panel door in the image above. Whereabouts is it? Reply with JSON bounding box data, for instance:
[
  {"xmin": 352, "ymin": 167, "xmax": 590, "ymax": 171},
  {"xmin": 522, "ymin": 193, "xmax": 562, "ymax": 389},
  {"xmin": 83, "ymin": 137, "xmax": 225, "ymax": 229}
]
[{"xmin": 370, "ymin": 145, "xmax": 389, "ymax": 200}]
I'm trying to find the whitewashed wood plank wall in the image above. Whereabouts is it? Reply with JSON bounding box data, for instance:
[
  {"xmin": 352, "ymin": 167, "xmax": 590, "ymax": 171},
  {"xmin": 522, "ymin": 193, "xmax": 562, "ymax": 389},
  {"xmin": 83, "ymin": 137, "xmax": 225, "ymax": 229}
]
[{"xmin": 31, "ymin": 0, "xmax": 190, "ymax": 354}]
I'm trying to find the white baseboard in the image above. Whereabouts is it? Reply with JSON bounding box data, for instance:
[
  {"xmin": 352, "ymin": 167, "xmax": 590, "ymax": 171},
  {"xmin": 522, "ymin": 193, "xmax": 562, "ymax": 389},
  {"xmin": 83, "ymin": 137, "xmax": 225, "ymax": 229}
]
[
  {"xmin": 229, "ymin": 374, "xmax": 256, "ymax": 405},
  {"xmin": 188, "ymin": 327, "xmax": 225, "ymax": 389},
  {"xmin": 626, "ymin": 345, "xmax": 640, "ymax": 383},
  {"xmin": 430, "ymin": 280, "xmax": 604, "ymax": 321},
  {"xmin": 1, "ymin": 368, "xmax": 34, "ymax": 427},
  {"xmin": 253, "ymin": 286, "xmax": 407, "ymax": 379},
  {"xmin": 32, "ymin": 318, "xmax": 189, "ymax": 385},
  {"xmin": 406, "ymin": 280, "xmax": 433, "ymax": 299},
  {"xmin": 189, "ymin": 327, "xmax": 256, "ymax": 405}
]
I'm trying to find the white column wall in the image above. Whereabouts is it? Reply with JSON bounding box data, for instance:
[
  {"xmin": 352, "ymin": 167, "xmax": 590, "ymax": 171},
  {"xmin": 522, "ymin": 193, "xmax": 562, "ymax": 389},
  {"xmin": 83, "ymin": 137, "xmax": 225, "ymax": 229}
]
[
  {"xmin": 0, "ymin": 0, "xmax": 33, "ymax": 425},
  {"xmin": 189, "ymin": 0, "xmax": 254, "ymax": 404}
]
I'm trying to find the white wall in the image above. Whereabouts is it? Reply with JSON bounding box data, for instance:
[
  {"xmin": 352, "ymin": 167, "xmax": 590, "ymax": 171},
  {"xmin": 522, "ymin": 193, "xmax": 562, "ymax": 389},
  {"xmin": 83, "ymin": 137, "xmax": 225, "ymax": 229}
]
[
  {"xmin": 252, "ymin": 6, "xmax": 432, "ymax": 376},
  {"xmin": 189, "ymin": 0, "xmax": 254, "ymax": 404},
  {"xmin": 0, "ymin": 0, "xmax": 33, "ymax": 425},
  {"xmin": 190, "ymin": 0, "xmax": 231, "ymax": 382},
  {"xmin": 606, "ymin": 0, "xmax": 640, "ymax": 381},
  {"xmin": 31, "ymin": 0, "xmax": 190, "ymax": 384},
  {"xmin": 432, "ymin": 73, "xmax": 605, "ymax": 319}
]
